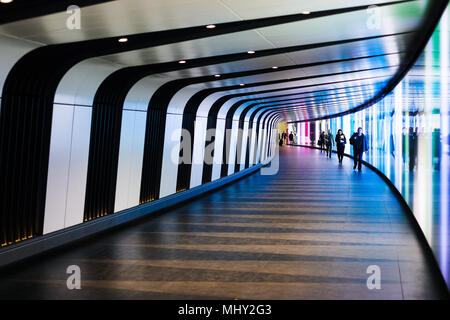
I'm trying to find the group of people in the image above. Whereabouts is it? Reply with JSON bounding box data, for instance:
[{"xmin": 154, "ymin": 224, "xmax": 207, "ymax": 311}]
[
  {"xmin": 279, "ymin": 131, "xmax": 296, "ymax": 146},
  {"xmin": 318, "ymin": 127, "xmax": 368, "ymax": 171}
]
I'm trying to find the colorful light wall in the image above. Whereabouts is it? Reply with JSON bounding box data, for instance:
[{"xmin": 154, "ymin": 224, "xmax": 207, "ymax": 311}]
[{"xmin": 297, "ymin": 7, "xmax": 450, "ymax": 287}]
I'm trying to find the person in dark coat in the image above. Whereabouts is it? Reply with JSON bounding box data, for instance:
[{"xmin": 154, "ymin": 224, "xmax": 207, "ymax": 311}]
[
  {"xmin": 324, "ymin": 129, "xmax": 334, "ymax": 158},
  {"xmin": 319, "ymin": 131, "xmax": 325, "ymax": 153},
  {"xmin": 282, "ymin": 132, "xmax": 287, "ymax": 144},
  {"xmin": 408, "ymin": 127, "xmax": 418, "ymax": 171},
  {"xmin": 289, "ymin": 132, "xmax": 294, "ymax": 144},
  {"xmin": 335, "ymin": 129, "xmax": 347, "ymax": 164},
  {"xmin": 350, "ymin": 127, "xmax": 368, "ymax": 171}
]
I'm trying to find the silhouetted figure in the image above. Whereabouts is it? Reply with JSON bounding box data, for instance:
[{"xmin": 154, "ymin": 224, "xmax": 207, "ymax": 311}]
[
  {"xmin": 350, "ymin": 127, "xmax": 368, "ymax": 171},
  {"xmin": 335, "ymin": 129, "xmax": 347, "ymax": 164},
  {"xmin": 433, "ymin": 128, "xmax": 441, "ymax": 170},
  {"xmin": 390, "ymin": 131, "xmax": 395, "ymax": 158},
  {"xmin": 289, "ymin": 132, "xmax": 294, "ymax": 144},
  {"xmin": 319, "ymin": 131, "xmax": 325, "ymax": 153},
  {"xmin": 402, "ymin": 127, "xmax": 407, "ymax": 164},
  {"xmin": 324, "ymin": 129, "xmax": 334, "ymax": 158},
  {"xmin": 408, "ymin": 127, "xmax": 418, "ymax": 171},
  {"xmin": 282, "ymin": 132, "xmax": 287, "ymax": 145}
]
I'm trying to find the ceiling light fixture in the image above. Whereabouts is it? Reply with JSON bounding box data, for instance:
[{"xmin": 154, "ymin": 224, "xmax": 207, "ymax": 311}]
[
  {"xmin": 240, "ymin": 83, "xmax": 245, "ymax": 86},
  {"xmin": 214, "ymin": 74, "xmax": 221, "ymax": 78},
  {"xmin": 206, "ymin": 24, "xmax": 216, "ymax": 29},
  {"xmin": 0, "ymin": 0, "xmax": 13, "ymax": 3},
  {"xmin": 118, "ymin": 37, "xmax": 128, "ymax": 43},
  {"xmin": 272, "ymin": 66, "xmax": 278, "ymax": 69},
  {"xmin": 301, "ymin": 10, "xmax": 311, "ymax": 15},
  {"xmin": 247, "ymin": 50, "xmax": 255, "ymax": 54},
  {"xmin": 179, "ymin": 60, "xmax": 187, "ymax": 64}
]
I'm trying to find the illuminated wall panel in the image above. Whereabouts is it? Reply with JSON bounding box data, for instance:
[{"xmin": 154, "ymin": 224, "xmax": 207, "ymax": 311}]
[{"xmin": 295, "ymin": 8, "xmax": 450, "ymax": 286}]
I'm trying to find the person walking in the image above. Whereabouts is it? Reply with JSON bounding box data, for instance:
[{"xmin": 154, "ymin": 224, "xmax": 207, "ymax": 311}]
[
  {"xmin": 319, "ymin": 131, "xmax": 325, "ymax": 153},
  {"xmin": 335, "ymin": 129, "xmax": 346, "ymax": 164},
  {"xmin": 289, "ymin": 132, "xmax": 294, "ymax": 145},
  {"xmin": 408, "ymin": 127, "xmax": 418, "ymax": 171},
  {"xmin": 324, "ymin": 129, "xmax": 334, "ymax": 158},
  {"xmin": 350, "ymin": 127, "xmax": 368, "ymax": 171}
]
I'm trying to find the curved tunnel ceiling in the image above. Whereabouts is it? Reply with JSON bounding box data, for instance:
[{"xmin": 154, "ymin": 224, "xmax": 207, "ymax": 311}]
[
  {"xmin": 0, "ymin": 1, "xmax": 447, "ymax": 221},
  {"xmin": 0, "ymin": 0, "xmax": 447, "ymax": 124}
]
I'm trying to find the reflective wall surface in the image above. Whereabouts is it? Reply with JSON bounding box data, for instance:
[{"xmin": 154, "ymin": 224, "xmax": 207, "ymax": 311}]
[{"xmin": 297, "ymin": 7, "xmax": 450, "ymax": 287}]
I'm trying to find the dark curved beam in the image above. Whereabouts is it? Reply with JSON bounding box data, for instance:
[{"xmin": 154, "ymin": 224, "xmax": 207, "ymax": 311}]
[
  {"xmin": 287, "ymin": 0, "xmax": 449, "ymax": 123},
  {"xmin": 83, "ymin": 16, "xmax": 406, "ymax": 216},
  {"xmin": 183, "ymin": 74, "xmax": 391, "ymax": 174},
  {"xmin": 5, "ymin": 4, "xmax": 392, "ymax": 238},
  {"xmin": 223, "ymin": 91, "xmax": 377, "ymax": 174},
  {"xmin": 200, "ymin": 65, "xmax": 397, "ymax": 181},
  {"xmin": 172, "ymin": 51, "xmax": 402, "ymax": 190},
  {"xmin": 0, "ymin": 0, "xmax": 443, "ymax": 243}
]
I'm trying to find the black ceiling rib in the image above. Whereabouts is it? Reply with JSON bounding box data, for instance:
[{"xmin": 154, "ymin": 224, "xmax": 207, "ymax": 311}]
[
  {"xmin": 252, "ymin": 110, "xmax": 280, "ymax": 164},
  {"xmin": 106, "ymin": 32, "xmax": 410, "ymax": 113},
  {"xmin": 230, "ymin": 74, "xmax": 390, "ymax": 111},
  {"xmin": 221, "ymin": 89, "xmax": 378, "ymax": 175},
  {"xmin": 175, "ymin": 79, "xmax": 387, "ymax": 190},
  {"xmin": 223, "ymin": 87, "xmax": 383, "ymax": 130},
  {"xmin": 201, "ymin": 65, "xmax": 397, "ymax": 182},
  {"xmin": 217, "ymin": 64, "xmax": 396, "ymax": 102},
  {"xmin": 0, "ymin": 0, "xmax": 415, "ymax": 25},
  {"xmin": 236, "ymin": 94, "xmax": 365, "ymax": 111},
  {"xmin": 93, "ymin": 38, "xmax": 405, "ymax": 211},
  {"xmin": 189, "ymin": 65, "xmax": 395, "ymax": 183},
  {"xmin": 233, "ymin": 89, "xmax": 371, "ymax": 112},
  {"xmin": 208, "ymin": 81, "xmax": 390, "ymax": 166},
  {"xmin": 261, "ymin": 88, "xmax": 373, "ymax": 105},
  {"xmin": 287, "ymin": 0, "xmax": 449, "ymax": 123},
  {"xmin": 132, "ymin": 35, "xmax": 406, "ymax": 201},
  {"xmin": 203, "ymin": 64, "xmax": 398, "ymax": 122},
  {"xmin": 145, "ymin": 48, "xmax": 404, "ymax": 163},
  {"xmin": 0, "ymin": 0, "xmax": 445, "ymax": 244},
  {"xmin": 229, "ymin": 91, "xmax": 365, "ymax": 173},
  {"xmin": 229, "ymin": 81, "xmax": 388, "ymax": 117},
  {"xmin": 76, "ymin": 7, "xmax": 413, "ymax": 214},
  {"xmin": 266, "ymin": 90, "xmax": 374, "ymax": 107},
  {"xmin": 208, "ymin": 75, "xmax": 391, "ymax": 139},
  {"xmin": 181, "ymin": 78, "xmax": 390, "ymax": 172},
  {"xmin": 146, "ymin": 50, "xmax": 405, "ymax": 113},
  {"xmin": 182, "ymin": 66, "xmax": 396, "ymax": 123},
  {"xmin": 86, "ymin": 21, "xmax": 412, "ymax": 200},
  {"xmin": 260, "ymin": 114, "xmax": 279, "ymax": 162},
  {"xmin": 252, "ymin": 99, "xmax": 359, "ymax": 114},
  {"xmin": 235, "ymin": 78, "xmax": 390, "ymax": 151},
  {"xmin": 243, "ymin": 111, "xmax": 277, "ymax": 171},
  {"xmin": 247, "ymin": 92, "xmax": 374, "ymax": 110},
  {"xmin": 4, "ymin": 3, "xmax": 407, "ymax": 237}
]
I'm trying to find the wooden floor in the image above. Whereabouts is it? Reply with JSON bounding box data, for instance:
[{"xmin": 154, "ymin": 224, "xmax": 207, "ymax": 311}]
[{"xmin": 0, "ymin": 146, "xmax": 447, "ymax": 299}]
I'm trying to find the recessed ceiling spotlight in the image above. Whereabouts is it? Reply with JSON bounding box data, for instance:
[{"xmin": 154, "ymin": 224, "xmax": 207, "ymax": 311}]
[
  {"xmin": 247, "ymin": 50, "xmax": 256, "ymax": 54},
  {"xmin": 178, "ymin": 60, "xmax": 187, "ymax": 64},
  {"xmin": 272, "ymin": 66, "xmax": 278, "ymax": 69},
  {"xmin": 214, "ymin": 74, "xmax": 221, "ymax": 78},
  {"xmin": 240, "ymin": 83, "xmax": 245, "ymax": 86},
  {"xmin": 118, "ymin": 37, "xmax": 128, "ymax": 43},
  {"xmin": 0, "ymin": 0, "xmax": 13, "ymax": 3},
  {"xmin": 206, "ymin": 24, "xmax": 216, "ymax": 29},
  {"xmin": 301, "ymin": 10, "xmax": 311, "ymax": 15}
]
